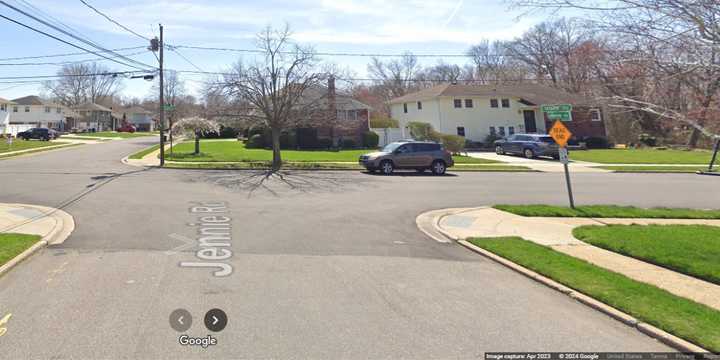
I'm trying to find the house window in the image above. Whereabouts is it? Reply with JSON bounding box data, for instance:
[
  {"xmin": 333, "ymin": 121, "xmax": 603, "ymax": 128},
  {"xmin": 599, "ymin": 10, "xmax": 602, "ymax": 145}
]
[
  {"xmin": 465, "ymin": 99, "xmax": 473, "ymax": 108},
  {"xmin": 454, "ymin": 99, "xmax": 462, "ymax": 108},
  {"xmin": 498, "ymin": 126, "xmax": 506, "ymax": 136},
  {"xmin": 501, "ymin": 99, "xmax": 510, "ymax": 108},
  {"xmin": 13, "ymin": 106, "xmax": 18, "ymax": 112},
  {"xmin": 24, "ymin": 106, "xmax": 30, "ymax": 112},
  {"xmin": 489, "ymin": 126, "xmax": 496, "ymax": 135},
  {"xmin": 45, "ymin": 106, "xmax": 51, "ymax": 113},
  {"xmin": 509, "ymin": 126, "xmax": 515, "ymax": 135},
  {"xmin": 490, "ymin": 99, "xmax": 499, "ymax": 108},
  {"xmin": 403, "ymin": 103, "xmax": 408, "ymax": 113},
  {"xmin": 590, "ymin": 109, "xmax": 602, "ymax": 122},
  {"xmin": 457, "ymin": 127, "xmax": 465, "ymax": 137},
  {"xmin": 417, "ymin": 101, "xmax": 422, "ymax": 110},
  {"xmin": 57, "ymin": 107, "xmax": 61, "ymax": 113}
]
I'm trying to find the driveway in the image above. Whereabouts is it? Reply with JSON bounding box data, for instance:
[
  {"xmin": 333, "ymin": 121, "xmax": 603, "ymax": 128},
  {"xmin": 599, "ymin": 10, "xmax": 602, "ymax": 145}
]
[
  {"xmin": 467, "ymin": 151, "xmax": 608, "ymax": 172},
  {"xmin": 3, "ymin": 139, "xmax": 717, "ymax": 358}
]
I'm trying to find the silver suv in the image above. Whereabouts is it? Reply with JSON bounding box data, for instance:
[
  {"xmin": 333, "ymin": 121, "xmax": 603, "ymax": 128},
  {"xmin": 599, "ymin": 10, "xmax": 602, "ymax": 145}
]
[{"xmin": 359, "ymin": 141, "xmax": 454, "ymax": 175}]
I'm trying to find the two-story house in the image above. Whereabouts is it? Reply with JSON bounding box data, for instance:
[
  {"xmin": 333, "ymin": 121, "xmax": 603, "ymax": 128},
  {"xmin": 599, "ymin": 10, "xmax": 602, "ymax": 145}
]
[
  {"xmin": 389, "ymin": 83, "xmax": 606, "ymax": 143},
  {"xmin": 9, "ymin": 96, "xmax": 68, "ymax": 130},
  {"xmin": 114, "ymin": 106, "xmax": 155, "ymax": 131},
  {"xmin": 71, "ymin": 103, "xmax": 113, "ymax": 132}
]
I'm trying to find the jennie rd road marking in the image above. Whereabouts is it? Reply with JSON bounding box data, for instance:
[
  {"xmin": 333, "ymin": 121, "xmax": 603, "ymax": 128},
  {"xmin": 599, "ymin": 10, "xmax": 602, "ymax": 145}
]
[{"xmin": 177, "ymin": 201, "xmax": 234, "ymax": 277}]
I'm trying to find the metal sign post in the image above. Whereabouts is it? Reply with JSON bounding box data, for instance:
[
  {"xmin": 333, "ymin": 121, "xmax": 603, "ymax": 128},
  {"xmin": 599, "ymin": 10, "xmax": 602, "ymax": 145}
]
[{"xmin": 549, "ymin": 120, "xmax": 575, "ymax": 209}]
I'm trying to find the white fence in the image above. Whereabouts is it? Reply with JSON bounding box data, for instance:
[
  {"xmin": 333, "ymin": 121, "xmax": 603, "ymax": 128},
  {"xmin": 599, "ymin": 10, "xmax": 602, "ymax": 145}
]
[
  {"xmin": 370, "ymin": 128, "xmax": 404, "ymax": 147},
  {"xmin": 0, "ymin": 124, "xmax": 33, "ymax": 137}
]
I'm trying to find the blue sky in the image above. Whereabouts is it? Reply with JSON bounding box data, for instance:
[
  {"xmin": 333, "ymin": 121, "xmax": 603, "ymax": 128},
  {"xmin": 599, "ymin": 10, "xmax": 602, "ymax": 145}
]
[{"xmin": 0, "ymin": 0, "xmax": 547, "ymax": 100}]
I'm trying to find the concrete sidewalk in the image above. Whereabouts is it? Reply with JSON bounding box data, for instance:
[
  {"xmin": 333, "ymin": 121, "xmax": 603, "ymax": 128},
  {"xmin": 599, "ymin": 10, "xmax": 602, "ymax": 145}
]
[
  {"xmin": 425, "ymin": 206, "xmax": 720, "ymax": 311},
  {"xmin": 466, "ymin": 152, "xmax": 610, "ymax": 173},
  {"xmin": 0, "ymin": 203, "xmax": 75, "ymax": 277},
  {"xmin": 0, "ymin": 203, "xmax": 74, "ymax": 246}
]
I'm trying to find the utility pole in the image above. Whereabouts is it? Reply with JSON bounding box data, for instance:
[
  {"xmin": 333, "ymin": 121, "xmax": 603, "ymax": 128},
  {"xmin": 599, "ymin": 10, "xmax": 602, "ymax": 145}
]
[{"xmin": 158, "ymin": 24, "xmax": 165, "ymax": 167}]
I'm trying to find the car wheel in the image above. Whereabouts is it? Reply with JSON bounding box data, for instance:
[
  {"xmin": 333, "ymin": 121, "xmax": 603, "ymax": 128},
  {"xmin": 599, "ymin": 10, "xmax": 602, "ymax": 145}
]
[
  {"xmin": 552, "ymin": 155, "xmax": 560, "ymax": 160},
  {"xmin": 380, "ymin": 160, "xmax": 394, "ymax": 175},
  {"xmin": 431, "ymin": 160, "xmax": 446, "ymax": 175},
  {"xmin": 524, "ymin": 148, "xmax": 535, "ymax": 159},
  {"xmin": 495, "ymin": 145, "xmax": 504, "ymax": 155}
]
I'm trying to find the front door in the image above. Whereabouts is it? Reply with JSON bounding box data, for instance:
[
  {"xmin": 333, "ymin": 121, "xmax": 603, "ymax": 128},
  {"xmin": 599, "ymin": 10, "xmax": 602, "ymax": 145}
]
[{"xmin": 523, "ymin": 110, "xmax": 537, "ymax": 133}]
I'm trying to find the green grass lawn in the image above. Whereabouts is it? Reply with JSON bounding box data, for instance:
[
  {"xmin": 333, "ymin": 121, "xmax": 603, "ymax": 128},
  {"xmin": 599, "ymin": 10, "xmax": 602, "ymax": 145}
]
[
  {"xmin": 574, "ymin": 224, "xmax": 720, "ymax": 285},
  {"xmin": 128, "ymin": 144, "xmax": 160, "ymax": 159},
  {"xmin": 468, "ymin": 237, "xmax": 720, "ymax": 351},
  {"xmin": 165, "ymin": 161, "xmax": 531, "ymax": 171},
  {"xmin": 570, "ymin": 149, "xmax": 712, "ymax": 164},
  {"xmin": 494, "ymin": 204, "xmax": 720, "ymax": 219},
  {"xmin": 166, "ymin": 140, "xmax": 499, "ymax": 164},
  {"xmin": 597, "ymin": 165, "xmax": 710, "ymax": 173},
  {"xmin": 0, "ymin": 139, "xmax": 65, "ymax": 154},
  {"xmin": 0, "ymin": 233, "xmax": 41, "ymax": 267},
  {"xmin": 71, "ymin": 131, "xmax": 156, "ymax": 139}
]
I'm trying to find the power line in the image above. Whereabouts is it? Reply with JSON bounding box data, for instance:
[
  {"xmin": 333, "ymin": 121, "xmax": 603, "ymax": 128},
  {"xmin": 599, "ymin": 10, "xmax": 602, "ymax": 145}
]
[
  {"xmin": 0, "ymin": 13, "xmax": 149, "ymax": 71},
  {"xmin": 0, "ymin": 1, "xmax": 155, "ymax": 71},
  {"xmin": 0, "ymin": 46, "xmax": 146, "ymax": 61},
  {"xmin": 0, "ymin": 70, "xmax": 145, "ymax": 80},
  {"xmin": 0, "ymin": 50, "xmax": 149, "ymax": 66},
  {"xmin": 166, "ymin": 45, "xmax": 204, "ymax": 72},
  {"xmin": 77, "ymin": 0, "xmax": 150, "ymax": 41},
  {"xmin": 170, "ymin": 45, "xmax": 473, "ymax": 58}
]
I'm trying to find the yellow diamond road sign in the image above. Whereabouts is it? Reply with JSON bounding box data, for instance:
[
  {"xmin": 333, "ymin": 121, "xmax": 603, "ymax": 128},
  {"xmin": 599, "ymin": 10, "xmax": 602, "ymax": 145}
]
[{"xmin": 549, "ymin": 120, "xmax": 572, "ymax": 148}]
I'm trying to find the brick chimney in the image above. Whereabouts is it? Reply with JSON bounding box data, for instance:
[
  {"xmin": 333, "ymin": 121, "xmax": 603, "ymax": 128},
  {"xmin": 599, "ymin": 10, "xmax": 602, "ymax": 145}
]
[{"xmin": 327, "ymin": 75, "xmax": 337, "ymax": 144}]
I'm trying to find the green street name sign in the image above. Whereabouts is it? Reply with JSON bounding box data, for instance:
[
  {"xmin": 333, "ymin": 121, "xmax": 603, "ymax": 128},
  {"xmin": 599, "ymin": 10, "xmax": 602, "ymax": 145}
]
[
  {"xmin": 542, "ymin": 104, "xmax": 572, "ymax": 121},
  {"xmin": 541, "ymin": 104, "xmax": 572, "ymax": 112}
]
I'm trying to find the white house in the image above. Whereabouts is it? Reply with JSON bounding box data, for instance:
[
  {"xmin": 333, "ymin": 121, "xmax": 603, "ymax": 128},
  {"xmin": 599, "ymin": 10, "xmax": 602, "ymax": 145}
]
[
  {"xmin": 0, "ymin": 97, "xmax": 12, "ymax": 135},
  {"xmin": 114, "ymin": 106, "xmax": 155, "ymax": 131},
  {"xmin": 9, "ymin": 95, "xmax": 68, "ymax": 130},
  {"xmin": 389, "ymin": 83, "xmax": 606, "ymax": 143},
  {"xmin": 70, "ymin": 102, "xmax": 113, "ymax": 131}
]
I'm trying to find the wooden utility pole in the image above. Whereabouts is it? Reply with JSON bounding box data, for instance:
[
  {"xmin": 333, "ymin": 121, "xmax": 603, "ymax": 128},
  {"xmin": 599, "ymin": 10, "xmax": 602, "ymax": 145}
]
[{"xmin": 159, "ymin": 24, "xmax": 165, "ymax": 167}]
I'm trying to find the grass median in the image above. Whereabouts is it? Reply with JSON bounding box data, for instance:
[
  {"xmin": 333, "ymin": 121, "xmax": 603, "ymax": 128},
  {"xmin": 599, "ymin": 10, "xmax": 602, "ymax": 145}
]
[
  {"xmin": 574, "ymin": 224, "xmax": 720, "ymax": 285},
  {"xmin": 0, "ymin": 233, "xmax": 42, "ymax": 267},
  {"xmin": 166, "ymin": 140, "xmax": 500, "ymax": 164},
  {"xmin": 494, "ymin": 204, "xmax": 720, "ymax": 219},
  {"xmin": 468, "ymin": 237, "xmax": 720, "ymax": 352},
  {"xmin": 569, "ymin": 149, "xmax": 712, "ymax": 164},
  {"xmin": 0, "ymin": 139, "xmax": 67, "ymax": 154},
  {"xmin": 128, "ymin": 144, "xmax": 160, "ymax": 159},
  {"xmin": 597, "ymin": 165, "xmax": 710, "ymax": 173},
  {"xmin": 69, "ymin": 131, "xmax": 156, "ymax": 139}
]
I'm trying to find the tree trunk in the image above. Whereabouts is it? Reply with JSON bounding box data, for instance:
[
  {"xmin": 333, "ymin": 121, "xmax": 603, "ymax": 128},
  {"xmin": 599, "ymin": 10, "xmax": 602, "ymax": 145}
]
[
  {"xmin": 194, "ymin": 131, "xmax": 200, "ymax": 155},
  {"xmin": 687, "ymin": 128, "xmax": 701, "ymax": 149},
  {"xmin": 271, "ymin": 127, "xmax": 282, "ymax": 171}
]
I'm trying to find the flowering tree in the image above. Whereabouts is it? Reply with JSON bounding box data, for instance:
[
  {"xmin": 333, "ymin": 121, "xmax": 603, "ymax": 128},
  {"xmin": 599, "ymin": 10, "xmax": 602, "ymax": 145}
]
[{"xmin": 171, "ymin": 117, "xmax": 220, "ymax": 155}]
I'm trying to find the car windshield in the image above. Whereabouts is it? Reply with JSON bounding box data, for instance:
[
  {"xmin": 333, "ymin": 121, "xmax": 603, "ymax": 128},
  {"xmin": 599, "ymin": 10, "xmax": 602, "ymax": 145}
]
[{"xmin": 382, "ymin": 142, "xmax": 404, "ymax": 152}]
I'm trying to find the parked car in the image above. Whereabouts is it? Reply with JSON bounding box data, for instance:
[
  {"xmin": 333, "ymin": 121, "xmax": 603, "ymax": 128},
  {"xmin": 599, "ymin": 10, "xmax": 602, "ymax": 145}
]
[
  {"xmin": 117, "ymin": 124, "xmax": 136, "ymax": 133},
  {"xmin": 16, "ymin": 128, "xmax": 58, "ymax": 141},
  {"xmin": 494, "ymin": 134, "xmax": 560, "ymax": 159},
  {"xmin": 359, "ymin": 140, "xmax": 454, "ymax": 175}
]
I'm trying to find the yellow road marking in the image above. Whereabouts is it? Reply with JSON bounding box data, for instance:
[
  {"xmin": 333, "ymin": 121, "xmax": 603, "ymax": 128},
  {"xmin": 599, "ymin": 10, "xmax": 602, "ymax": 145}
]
[{"xmin": 0, "ymin": 312, "xmax": 12, "ymax": 337}]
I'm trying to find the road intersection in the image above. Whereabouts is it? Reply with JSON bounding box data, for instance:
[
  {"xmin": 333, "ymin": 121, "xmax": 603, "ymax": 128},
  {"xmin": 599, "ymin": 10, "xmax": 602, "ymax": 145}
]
[{"xmin": 2, "ymin": 137, "xmax": 718, "ymax": 358}]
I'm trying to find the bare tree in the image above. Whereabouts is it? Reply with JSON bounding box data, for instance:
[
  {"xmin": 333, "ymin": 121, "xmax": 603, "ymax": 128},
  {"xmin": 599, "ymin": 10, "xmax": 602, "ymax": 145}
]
[
  {"xmin": 367, "ymin": 52, "xmax": 421, "ymax": 99},
  {"xmin": 42, "ymin": 62, "xmax": 123, "ymax": 106},
  {"xmin": 214, "ymin": 25, "xmax": 329, "ymax": 170},
  {"xmin": 467, "ymin": 39, "xmax": 528, "ymax": 84},
  {"xmin": 513, "ymin": 0, "xmax": 720, "ymax": 147}
]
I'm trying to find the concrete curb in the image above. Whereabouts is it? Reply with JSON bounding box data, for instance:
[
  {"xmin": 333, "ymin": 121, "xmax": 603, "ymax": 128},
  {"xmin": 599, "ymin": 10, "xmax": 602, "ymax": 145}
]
[
  {"xmin": 0, "ymin": 204, "xmax": 75, "ymax": 278},
  {"xmin": 0, "ymin": 143, "xmax": 82, "ymax": 160},
  {"xmin": 457, "ymin": 239, "xmax": 709, "ymax": 353}
]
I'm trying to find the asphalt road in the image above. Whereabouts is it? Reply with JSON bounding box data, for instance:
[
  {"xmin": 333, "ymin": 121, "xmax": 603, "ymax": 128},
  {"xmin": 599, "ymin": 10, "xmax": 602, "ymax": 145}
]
[{"xmin": 1, "ymin": 138, "xmax": 717, "ymax": 359}]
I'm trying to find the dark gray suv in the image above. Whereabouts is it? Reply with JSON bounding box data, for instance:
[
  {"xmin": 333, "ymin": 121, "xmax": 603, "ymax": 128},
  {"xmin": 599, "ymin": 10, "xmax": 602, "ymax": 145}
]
[
  {"xmin": 494, "ymin": 134, "xmax": 560, "ymax": 159},
  {"xmin": 359, "ymin": 141, "xmax": 454, "ymax": 175}
]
